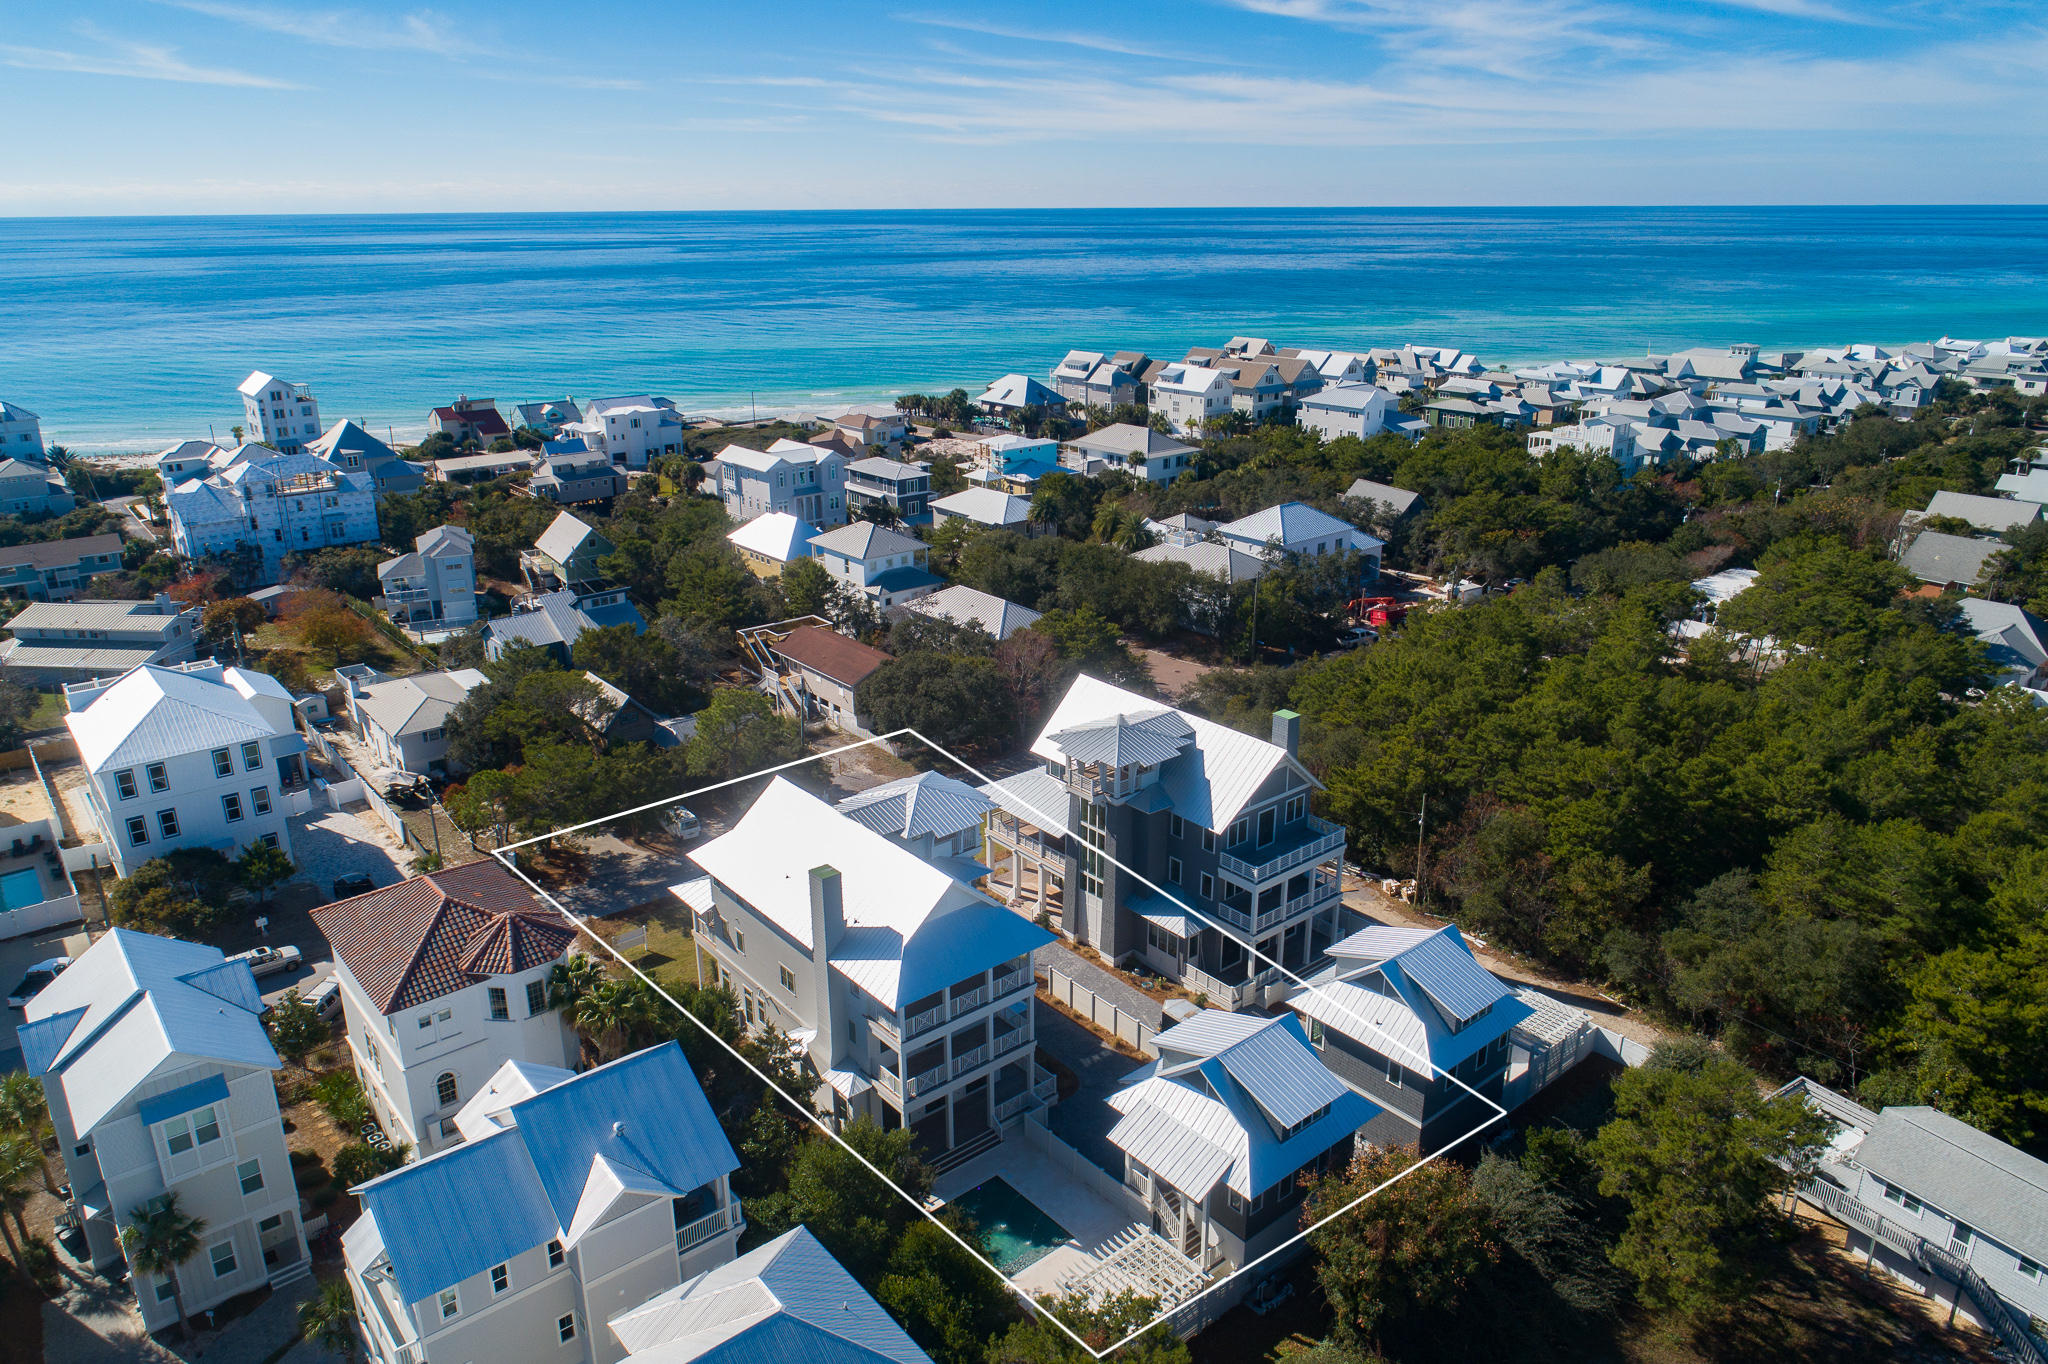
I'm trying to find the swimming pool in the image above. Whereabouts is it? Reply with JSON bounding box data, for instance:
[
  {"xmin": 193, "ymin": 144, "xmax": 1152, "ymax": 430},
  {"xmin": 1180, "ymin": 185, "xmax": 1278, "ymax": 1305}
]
[
  {"xmin": 947, "ymin": 1176, "xmax": 1073, "ymax": 1274},
  {"xmin": 0, "ymin": 868, "xmax": 43, "ymax": 911}
]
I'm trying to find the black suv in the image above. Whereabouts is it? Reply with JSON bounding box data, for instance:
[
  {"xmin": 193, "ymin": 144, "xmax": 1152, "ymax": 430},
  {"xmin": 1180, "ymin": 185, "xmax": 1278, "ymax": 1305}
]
[{"xmin": 331, "ymin": 874, "xmax": 378, "ymax": 899}]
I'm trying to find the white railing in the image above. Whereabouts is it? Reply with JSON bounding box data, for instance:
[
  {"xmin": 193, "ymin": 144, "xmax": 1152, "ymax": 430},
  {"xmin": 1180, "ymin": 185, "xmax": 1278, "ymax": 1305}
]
[
  {"xmin": 676, "ymin": 1200, "xmax": 743, "ymax": 1254},
  {"xmin": 950, "ymin": 984, "xmax": 991, "ymax": 1017},
  {"xmin": 1218, "ymin": 815, "xmax": 1345, "ymax": 883},
  {"xmin": 905, "ymin": 1001, "xmax": 946, "ymax": 1036},
  {"xmin": 991, "ymin": 967, "xmax": 1030, "ymax": 998},
  {"xmin": 991, "ymin": 1026, "xmax": 1031, "ymax": 1058},
  {"xmin": 1180, "ymin": 963, "xmax": 1256, "ymax": 1010},
  {"xmin": 878, "ymin": 1067, "xmax": 900, "ymax": 1094},
  {"xmin": 905, "ymin": 1061, "xmax": 951, "ymax": 1098},
  {"xmin": 995, "ymin": 1092, "xmax": 1031, "ymax": 1123},
  {"xmin": 1032, "ymin": 1066, "xmax": 1058, "ymax": 1103},
  {"xmin": 951, "ymin": 1043, "xmax": 991, "ymax": 1078}
]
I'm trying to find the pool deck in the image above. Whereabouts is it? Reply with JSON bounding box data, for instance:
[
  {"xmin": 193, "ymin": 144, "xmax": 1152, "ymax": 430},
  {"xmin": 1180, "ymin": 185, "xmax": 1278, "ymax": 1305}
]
[{"xmin": 935, "ymin": 1141, "xmax": 1145, "ymax": 1296}]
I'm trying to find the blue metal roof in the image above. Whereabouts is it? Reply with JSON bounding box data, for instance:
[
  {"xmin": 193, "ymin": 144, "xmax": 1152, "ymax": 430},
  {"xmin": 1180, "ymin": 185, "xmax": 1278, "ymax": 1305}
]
[
  {"xmin": 270, "ymin": 733, "xmax": 309, "ymax": 757},
  {"xmin": 16, "ymin": 1007, "xmax": 83, "ymax": 1077},
  {"xmin": 511, "ymin": 1042, "xmax": 738, "ymax": 1234},
  {"xmin": 1213, "ymin": 1016, "xmax": 1353, "ymax": 1130},
  {"xmin": 358, "ymin": 1128, "xmax": 559, "ymax": 1306},
  {"xmin": 1391, "ymin": 927, "xmax": 1512, "ymax": 1025},
  {"xmin": 136, "ymin": 1074, "xmax": 231, "ymax": 1128}
]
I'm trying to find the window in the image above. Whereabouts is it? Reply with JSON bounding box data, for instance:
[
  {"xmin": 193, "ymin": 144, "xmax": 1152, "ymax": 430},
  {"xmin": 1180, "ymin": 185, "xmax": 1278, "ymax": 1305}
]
[
  {"xmin": 259, "ymin": 1214, "xmax": 283, "ymax": 1233},
  {"xmin": 1202, "ymin": 829, "xmax": 1215, "ymax": 852},
  {"xmin": 209, "ymin": 1240, "xmax": 237, "ymax": 1278},
  {"xmin": 164, "ymin": 1114, "xmax": 195, "ymax": 1155},
  {"xmin": 115, "ymin": 769, "xmax": 137, "ymax": 800},
  {"xmin": 526, "ymin": 979, "xmax": 548, "ymax": 1015},
  {"xmin": 211, "ymin": 748, "xmax": 233, "ymax": 778},
  {"xmin": 558, "ymin": 1313, "xmax": 577, "ymax": 1343},
  {"xmin": 488, "ymin": 987, "xmax": 508, "ymax": 1021},
  {"xmin": 439, "ymin": 1289, "xmax": 459, "ymax": 1320},
  {"xmin": 194, "ymin": 1106, "xmax": 219, "ymax": 1144},
  {"xmin": 222, "ymin": 793, "xmax": 243, "ymax": 822},
  {"xmin": 1308, "ymin": 1018, "xmax": 1326, "ymax": 1049},
  {"xmin": 547, "ymin": 1239, "xmax": 564, "ymax": 1269},
  {"xmin": 147, "ymin": 762, "xmax": 168, "ymax": 792},
  {"xmin": 1385, "ymin": 1054, "xmax": 1403, "ymax": 1088},
  {"xmin": 436, "ymin": 1072, "xmax": 458, "ymax": 1107},
  {"xmin": 157, "ymin": 809, "xmax": 180, "ymax": 838},
  {"xmin": 156, "ymin": 1277, "xmax": 177, "ymax": 1302},
  {"xmin": 1168, "ymin": 856, "xmax": 1183, "ymax": 885},
  {"xmin": 259, "ymin": 832, "xmax": 280, "ymax": 850},
  {"xmin": 734, "ymin": 930, "xmax": 745, "ymax": 953},
  {"xmin": 250, "ymin": 787, "xmax": 270, "ymax": 816},
  {"xmin": 1286, "ymin": 794, "xmax": 1305, "ymax": 822},
  {"xmin": 490, "ymin": 1263, "xmax": 509, "ymax": 1294},
  {"xmin": 421, "ymin": 727, "xmax": 444, "ymax": 743},
  {"xmin": 1169, "ymin": 814, "xmax": 1185, "ymax": 839},
  {"xmin": 241, "ymin": 741, "xmax": 262, "ymax": 771},
  {"xmin": 1230, "ymin": 819, "xmax": 1248, "ymax": 847},
  {"xmin": 779, "ymin": 965, "xmax": 796, "ymax": 994},
  {"xmin": 1199, "ymin": 872, "xmax": 1214, "ymax": 900},
  {"xmin": 237, "ymin": 1158, "xmax": 263, "ymax": 1194}
]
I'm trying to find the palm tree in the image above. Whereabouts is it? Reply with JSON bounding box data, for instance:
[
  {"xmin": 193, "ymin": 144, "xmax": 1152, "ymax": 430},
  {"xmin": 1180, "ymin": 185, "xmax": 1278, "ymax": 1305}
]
[
  {"xmin": 299, "ymin": 1278, "xmax": 360, "ymax": 1360},
  {"xmin": 0, "ymin": 1133, "xmax": 39, "ymax": 1275},
  {"xmin": 548, "ymin": 953, "xmax": 607, "ymax": 1014},
  {"xmin": 0, "ymin": 1074, "xmax": 54, "ymax": 1193},
  {"xmin": 119, "ymin": 1193, "xmax": 207, "ymax": 1340},
  {"xmin": 567, "ymin": 978, "xmax": 655, "ymax": 1064}
]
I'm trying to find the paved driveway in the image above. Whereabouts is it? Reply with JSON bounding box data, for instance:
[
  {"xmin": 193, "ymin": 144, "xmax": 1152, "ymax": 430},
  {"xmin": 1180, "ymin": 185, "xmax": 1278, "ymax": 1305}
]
[
  {"xmin": 1035, "ymin": 999, "xmax": 1145, "ymax": 1179},
  {"xmin": 0, "ymin": 922, "xmax": 93, "ymax": 1071},
  {"xmin": 287, "ymin": 806, "xmax": 412, "ymax": 896}
]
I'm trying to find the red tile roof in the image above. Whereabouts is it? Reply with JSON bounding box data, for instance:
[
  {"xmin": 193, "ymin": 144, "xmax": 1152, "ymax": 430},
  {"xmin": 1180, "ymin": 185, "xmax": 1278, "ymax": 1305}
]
[
  {"xmin": 310, "ymin": 860, "xmax": 577, "ymax": 1013},
  {"xmin": 773, "ymin": 624, "xmax": 892, "ymax": 688}
]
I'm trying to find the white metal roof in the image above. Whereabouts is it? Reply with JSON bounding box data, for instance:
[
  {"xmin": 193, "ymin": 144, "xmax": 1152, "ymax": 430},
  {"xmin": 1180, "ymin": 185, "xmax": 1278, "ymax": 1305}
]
[
  {"xmin": 726, "ymin": 512, "xmax": 819, "ymax": 562},
  {"xmin": 1029, "ymin": 674, "xmax": 1315, "ymax": 832},
  {"xmin": 354, "ymin": 668, "xmax": 486, "ymax": 739},
  {"xmin": 931, "ymin": 488, "xmax": 1030, "ymax": 527},
  {"xmin": 902, "ymin": 584, "xmax": 1042, "ymax": 641},
  {"xmin": 834, "ymin": 771, "xmax": 993, "ymax": 843},
  {"xmin": 65, "ymin": 663, "xmax": 293, "ymax": 773},
  {"xmin": 20, "ymin": 927, "xmax": 277, "ymax": 1134}
]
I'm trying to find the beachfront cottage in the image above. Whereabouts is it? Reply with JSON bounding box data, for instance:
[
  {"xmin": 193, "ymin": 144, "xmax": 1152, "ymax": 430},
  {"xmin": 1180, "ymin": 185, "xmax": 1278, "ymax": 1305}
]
[
  {"xmin": 1059, "ymin": 424, "xmax": 1197, "ymax": 485},
  {"xmin": 677, "ymin": 777, "xmax": 1056, "ymax": 1158},
  {"xmin": 977, "ymin": 373, "xmax": 1066, "ymax": 422},
  {"xmin": 1298, "ymin": 384, "xmax": 1397, "ymax": 442},
  {"xmin": 22, "ymin": 928, "xmax": 312, "ymax": 1330},
  {"xmin": 1288, "ymin": 924, "xmax": 1532, "ymax": 1153},
  {"xmin": 0, "ymin": 400, "xmax": 44, "ymax": 458},
  {"xmin": 1150, "ymin": 363, "xmax": 1234, "ymax": 436},
  {"xmin": 427, "ymin": 397, "xmax": 511, "ymax": 447},
  {"xmin": 64, "ymin": 661, "xmax": 305, "ymax": 877},
  {"xmin": 1049, "ymin": 349, "xmax": 1150, "ymax": 408},
  {"xmin": 512, "ymin": 397, "xmax": 584, "ymax": 436},
  {"xmin": 343, "ymin": 1042, "xmax": 744, "ymax": 1364},
  {"xmin": 237, "ymin": 369, "xmax": 321, "ymax": 454},
  {"xmin": 982, "ymin": 676, "xmax": 1348, "ymax": 1009},
  {"xmin": 1107, "ymin": 1009, "xmax": 1373, "ymax": 1272},
  {"xmin": 0, "ymin": 453, "xmax": 76, "ymax": 517},
  {"xmin": 165, "ymin": 444, "xmax": 380, "ymax": 583},
  {"xmin": 313, "ymin": 860, "xmax": 581, "ymax": 1157},
  {"xmin": 567, "ymin": 395, "xmax": 687, "ymax": 469}
]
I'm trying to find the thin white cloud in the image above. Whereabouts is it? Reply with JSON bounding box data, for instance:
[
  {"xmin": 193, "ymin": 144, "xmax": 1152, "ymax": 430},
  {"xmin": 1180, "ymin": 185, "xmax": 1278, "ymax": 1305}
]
[
  {"xmin": 0, "ymin": 26, "xmax": 297, "ymax": 88},
  {"xmin": 1693, "ymin": 0, "xmax": 1889, "ymax": 24},
  {"xmin": 154, "ymin": 0, "xmax": 473, "ymax": 58},
  {"xmin": 897, "ymin": 12, "xmax": 1239, "ymax": 64}
]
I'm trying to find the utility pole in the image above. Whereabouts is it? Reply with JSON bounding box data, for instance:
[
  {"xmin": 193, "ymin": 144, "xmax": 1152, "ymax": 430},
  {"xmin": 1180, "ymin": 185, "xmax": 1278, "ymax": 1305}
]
[{"xmin": 1414, "ymin": 792, "xmax": 1428, "ymax": 910}]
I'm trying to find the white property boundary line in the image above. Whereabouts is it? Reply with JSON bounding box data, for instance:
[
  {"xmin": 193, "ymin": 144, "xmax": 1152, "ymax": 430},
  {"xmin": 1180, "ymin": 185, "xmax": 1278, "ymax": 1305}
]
[{"xmin": 490, "ymin": 726, "xmax": 1508, "ymax": 1359}]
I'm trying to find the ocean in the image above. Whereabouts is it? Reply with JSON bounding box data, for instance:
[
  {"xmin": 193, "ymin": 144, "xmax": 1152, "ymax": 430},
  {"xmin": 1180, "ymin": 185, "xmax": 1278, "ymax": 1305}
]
[{"xmin": 2, "ymin": 206, "xmax": 2044, "ymax": 453}]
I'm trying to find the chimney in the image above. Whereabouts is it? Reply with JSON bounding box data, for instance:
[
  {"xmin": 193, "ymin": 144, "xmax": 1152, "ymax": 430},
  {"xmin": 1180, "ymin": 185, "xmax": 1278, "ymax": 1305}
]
[
  {"xmin": 1272, "ymin": 709, "xmax": 1301, "ymax": 757},
  {"xmin": 153, "ymin": 592, "xmax": 173, "ymax": 613},
  {"xmin": 808, "ymin": 865, "xmax": 844, "ymax": 1068}
]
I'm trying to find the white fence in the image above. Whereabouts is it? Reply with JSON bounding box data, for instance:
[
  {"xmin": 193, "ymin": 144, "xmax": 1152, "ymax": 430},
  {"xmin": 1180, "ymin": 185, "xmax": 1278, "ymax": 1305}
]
[
  {"xmin": 1040, "ymin": 966, "xmax": 1158, "ymax": 1057},
  {"xmin": 0, "ymin": 893, "xmax": 81, "ymax": 942},
  {"xmin": 1015, "ymin": 1112, "xmax": 1147, "ymax": 1223}
]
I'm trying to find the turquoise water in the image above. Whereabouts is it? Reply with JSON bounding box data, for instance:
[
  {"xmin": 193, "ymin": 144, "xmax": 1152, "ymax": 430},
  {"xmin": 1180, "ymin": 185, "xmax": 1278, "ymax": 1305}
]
[
  {"xmin": 949, "ymin": 1176, "xmax": 1073, "ymax": 1273},
  {"xmin": 2, "ymin": 207, "xmax": 2045, "ymax": 452},
  {"xmin": 0, "ymin": 868, "xmax": 44, "ymax": 911}
]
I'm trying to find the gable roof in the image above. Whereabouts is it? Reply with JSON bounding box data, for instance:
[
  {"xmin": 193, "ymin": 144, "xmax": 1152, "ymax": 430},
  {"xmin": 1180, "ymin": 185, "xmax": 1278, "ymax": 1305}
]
[
  {"xmin": 1291, "ymin": 924, "xmax": 1531, "ymax": 1072},
  {"xmin": 352, "ymin": 668, "xmax": 487, "ymax": 741},
  {"xmin": 307, "ymin": 419, "xmax": 403, "ymax": 468},
  {"xmin": 834, "ymin": 771, "xmax": 994, "ymax": 843},
  {"xmin": 771, "ymin": 625, "xmax": 891, "ymax": 689},
  {"xmin": 1029, "ymin": 674, "xmax": 1316, "ymax": 832},
  {"xmin": 65, "ymin": 663, "xmax": 290, "ymax": 773},
  {"xmin": 978, "ymin": 374, "xmax": 1063, "ymax": 409},
  {"xmin": 1958, "ymin": 597, "xmax": 2048, "ymax": 675},
  {"xmin": 900, "ymin": 585, "xmax": 1042, "ymax": 641},
  {"xmin": 356, "ymin": 1041, "xmax": 737, "ymax": 1307},
  {"xmin": 1856, "ymin": 1105, "xmax": 2048, "ymax": 1263},
  {"xmin": 1133, "ymin": 539, "xmax": 1268, "ymax": 584},
  {"xmin": 536, "ymin": 511, "xmax": 608, "ymax": 566},
  {"xmin": 0, "ymin": 533, "xmax": 124, "ymax": 571},
  {"xmin": 608, "ymin": 1225, "xmax": 930, "ymax": 1363},
  {"xmin": 416, "ymin": 524, "xmax": 473, "ymax": 557},
  {"xmin": 1108, "ymin": 1011, "xmax": 1371, "ymax": 1200},
  {"xmin": 1923, "ymin": 490, "xmax": 2042, "ymax": 534},
  {"xmin": 807, "ymin": 521, "xmax": 924, "ymax": 561},
  {"xmin": 1218, "ymin": 502, "xmax": 1379, "ymax": 553},
  {"xmin": 22, "ymin": 927, "xmax": 276, "ymax": 1133},
  {"xmin": 1344, "ymin": 479, "xmax": 1421, "ymax": 516},
  {"xmin": 1899, "ymin": 530, "xmax": 2000, "ymax": 587},
  {"xmin": 311, "ymin": 860, "xmax": 576, "ymax": 1013},
  {"xmin": 685, "ymin": 778, "xmax": 1050, "ymax": 1009},
  {"xmin": 1063, "ymin": 424, "xmax": 1196, "ymax": 459}
]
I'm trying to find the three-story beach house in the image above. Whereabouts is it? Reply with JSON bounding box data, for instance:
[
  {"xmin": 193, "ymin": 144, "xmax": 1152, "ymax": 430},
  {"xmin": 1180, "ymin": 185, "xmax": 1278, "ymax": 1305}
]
[
  {"xmin": 676, "ymin": 778, "xmax": 1057, "ymax": 1159},
  {"xmin": 343, "ymin": 1042, "xmax": 744, "ymax": 1364},
  {"xmin": 237, "ymin": 370, "xmax": 321, "ymax": 454},
  {"xmin": 21, "ymin": 928, "xmax": 311, "ymax": 1331},
  {"xmin": 983, "ymin": 676, "xmax": 1348, "ymax": 1010}
]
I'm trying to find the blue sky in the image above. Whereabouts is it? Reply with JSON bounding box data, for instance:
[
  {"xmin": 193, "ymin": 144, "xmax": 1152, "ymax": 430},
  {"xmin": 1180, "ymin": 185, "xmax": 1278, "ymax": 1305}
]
[{"xmin": 4, "ymin": 1, "xmax": 2044, "ymax": 213}]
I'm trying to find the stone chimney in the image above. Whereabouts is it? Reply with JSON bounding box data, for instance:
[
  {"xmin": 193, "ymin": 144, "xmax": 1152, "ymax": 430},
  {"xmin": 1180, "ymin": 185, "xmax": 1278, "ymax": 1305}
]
[{"xmin": 1272, "ymin": 709, "xmax": 1301, "ymax": 757}]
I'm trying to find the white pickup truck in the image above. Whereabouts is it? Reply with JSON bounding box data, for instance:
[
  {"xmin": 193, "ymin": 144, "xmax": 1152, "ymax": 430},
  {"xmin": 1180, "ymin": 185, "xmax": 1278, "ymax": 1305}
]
[{"xmin": 230, "ymin": 944, "xmax": 303, "ymax": 979}]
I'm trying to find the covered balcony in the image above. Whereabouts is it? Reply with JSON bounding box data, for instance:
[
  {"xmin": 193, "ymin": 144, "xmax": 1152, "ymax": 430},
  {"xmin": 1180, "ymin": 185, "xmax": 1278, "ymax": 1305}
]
[{"xmin": 1217, "ymin": 813, "xmax": 1345, "ymax": 885}]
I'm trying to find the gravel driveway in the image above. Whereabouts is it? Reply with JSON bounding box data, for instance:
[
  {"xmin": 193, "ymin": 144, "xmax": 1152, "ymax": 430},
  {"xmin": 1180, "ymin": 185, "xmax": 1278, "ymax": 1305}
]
[{"xmin": 287, "ymin": 805, "xmax": 413, "ymax": 894}]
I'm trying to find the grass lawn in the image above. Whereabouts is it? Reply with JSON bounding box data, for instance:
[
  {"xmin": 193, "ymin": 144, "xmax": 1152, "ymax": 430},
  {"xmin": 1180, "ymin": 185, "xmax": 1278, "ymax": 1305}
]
[
  {"xmin": 246, "ymin": 609, "xmax": 421, "ymax": 686},
  {"xmin": 581, "ymin": 893, "xmax": 720, "ymax": 1000},
  {"xmin": 26, "ymin": 690, "xmax": 66, "ymax": 733}
]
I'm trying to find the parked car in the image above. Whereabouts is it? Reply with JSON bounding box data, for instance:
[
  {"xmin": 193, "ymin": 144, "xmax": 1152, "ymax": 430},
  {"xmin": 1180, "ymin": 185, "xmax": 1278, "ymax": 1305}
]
[
  {"xmin": 666, "ymin": 806, "xmax": 702, "ymax": 839},
  {"xmin": 6, "ymin": 956, "xmax": 70, "ymax": 1009},
  {"xmin": 332, "ymin": 874, "xmax": 377, "ymax": 899},
  {"xmin": 1335, "ymin": 625, "xmax": 1378, "ymax": 649},
  {"xmin": 230, "ymin": 944, "xmax": 303, "ymax": 980},
  {"xmin": 302, "ymin": 976, "xmax": 343, "ymax": 1020}
]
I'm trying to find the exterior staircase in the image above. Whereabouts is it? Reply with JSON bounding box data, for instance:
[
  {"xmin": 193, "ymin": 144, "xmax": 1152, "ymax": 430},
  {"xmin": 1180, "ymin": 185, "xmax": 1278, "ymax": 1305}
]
[{"xmin": 928, "ymin": 1127, "xmax": 1001, "ymax": 1178}]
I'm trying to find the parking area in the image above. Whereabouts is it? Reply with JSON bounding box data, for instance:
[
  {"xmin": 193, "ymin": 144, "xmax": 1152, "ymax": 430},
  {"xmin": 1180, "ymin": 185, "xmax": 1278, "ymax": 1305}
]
[
  {"xmin": 287, "ymin": 804, "xmax": 413, "ymax": 894},
  {"xmin": 0, "ymin": 922, "xmax": 93, "ymax": 1070}
]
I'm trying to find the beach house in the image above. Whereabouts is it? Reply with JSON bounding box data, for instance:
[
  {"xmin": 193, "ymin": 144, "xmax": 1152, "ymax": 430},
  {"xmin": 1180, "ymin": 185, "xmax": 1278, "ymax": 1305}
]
[{"xmin": 237, "ymin": 370, "xmax": 321, "ymax": 455}]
